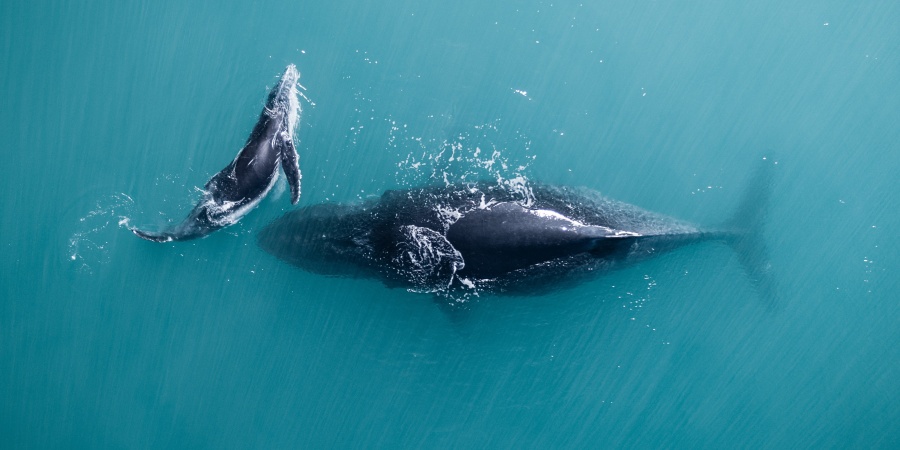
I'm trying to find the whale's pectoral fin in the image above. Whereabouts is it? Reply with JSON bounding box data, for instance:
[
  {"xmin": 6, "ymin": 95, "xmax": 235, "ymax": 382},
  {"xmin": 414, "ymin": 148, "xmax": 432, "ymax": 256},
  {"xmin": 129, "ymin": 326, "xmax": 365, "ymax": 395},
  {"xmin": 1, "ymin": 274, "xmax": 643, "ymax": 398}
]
[
  {"xmin": 393, "ymin": 225, "xmax": 465, "ymax": 293},
  {"xmin": 279, "ymin": 132, "xmax": 301, "ymax": 204}
]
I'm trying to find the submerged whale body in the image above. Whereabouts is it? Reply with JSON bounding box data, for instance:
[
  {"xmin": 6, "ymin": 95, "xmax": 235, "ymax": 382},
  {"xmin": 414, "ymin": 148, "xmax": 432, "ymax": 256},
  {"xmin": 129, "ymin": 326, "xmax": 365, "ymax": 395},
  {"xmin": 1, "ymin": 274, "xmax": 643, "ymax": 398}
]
[
  {"xmin": 258, "ymin": 166, "xmax": 774, "ymax": 297},
  {"xmin": 132, "ymin": 65, "xmax": 303, "ymax": 242}
]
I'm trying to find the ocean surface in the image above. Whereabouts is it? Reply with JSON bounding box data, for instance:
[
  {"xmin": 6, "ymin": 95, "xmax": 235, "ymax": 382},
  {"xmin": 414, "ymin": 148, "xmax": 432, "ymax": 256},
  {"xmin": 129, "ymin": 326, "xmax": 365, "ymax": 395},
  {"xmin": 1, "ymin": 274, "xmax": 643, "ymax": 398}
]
[{"xmin": 2, "ymin": 0, "xmax": 898, "ymax": 448}]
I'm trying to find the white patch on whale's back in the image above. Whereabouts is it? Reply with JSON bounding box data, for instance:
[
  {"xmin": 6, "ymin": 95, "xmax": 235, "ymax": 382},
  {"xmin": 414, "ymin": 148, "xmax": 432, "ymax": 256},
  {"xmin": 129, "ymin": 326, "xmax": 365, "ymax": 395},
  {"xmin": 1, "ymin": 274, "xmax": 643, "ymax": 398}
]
[{"xmin": 394, "ymin": 225, "xmax": 465, "ymax": 293}]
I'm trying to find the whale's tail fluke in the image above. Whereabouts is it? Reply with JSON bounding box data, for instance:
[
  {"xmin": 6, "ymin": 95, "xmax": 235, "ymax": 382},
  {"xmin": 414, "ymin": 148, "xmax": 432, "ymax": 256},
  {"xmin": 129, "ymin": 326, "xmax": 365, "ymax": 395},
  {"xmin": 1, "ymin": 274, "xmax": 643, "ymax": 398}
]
[{"xmin": 720, "ymin": 157, "xmax": 778, "ymax": 305}]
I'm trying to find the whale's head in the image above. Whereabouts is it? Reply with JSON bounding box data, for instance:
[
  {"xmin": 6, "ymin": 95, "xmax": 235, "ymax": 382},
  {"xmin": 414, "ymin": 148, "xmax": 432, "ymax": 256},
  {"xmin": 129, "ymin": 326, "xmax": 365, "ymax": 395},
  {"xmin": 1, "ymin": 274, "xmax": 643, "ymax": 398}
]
[
  {"xmin": 275, "ymin": 64, "xmax": 299, "ymax": 101},
  {"xmin": 257, "ymin": 203, "xmax": 374, "ymax": 277},
  {"xmin": 265, "ymin": 64, "xmax": 301, "ymax": 132}
]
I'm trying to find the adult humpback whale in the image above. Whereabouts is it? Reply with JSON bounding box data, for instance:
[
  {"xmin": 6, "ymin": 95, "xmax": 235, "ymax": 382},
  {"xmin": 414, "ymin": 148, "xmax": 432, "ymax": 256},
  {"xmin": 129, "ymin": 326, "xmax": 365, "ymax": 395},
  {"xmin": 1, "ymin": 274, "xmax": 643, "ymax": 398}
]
[
  {"xmin": 132, "ymin": 65, "xmax": 302, "ymax": 242},
  {"xmin": 258, "ymin": 162, "xmax": 774, "ymax": 297}
]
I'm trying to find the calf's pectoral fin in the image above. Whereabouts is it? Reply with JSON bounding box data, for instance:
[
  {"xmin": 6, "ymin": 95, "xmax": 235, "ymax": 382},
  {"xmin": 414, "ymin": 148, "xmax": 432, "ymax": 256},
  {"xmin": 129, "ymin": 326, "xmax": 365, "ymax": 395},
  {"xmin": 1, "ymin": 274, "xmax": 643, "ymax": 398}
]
[{"xmin": 279, "ymin": 131, "xmax": 301, "ymax": 204}]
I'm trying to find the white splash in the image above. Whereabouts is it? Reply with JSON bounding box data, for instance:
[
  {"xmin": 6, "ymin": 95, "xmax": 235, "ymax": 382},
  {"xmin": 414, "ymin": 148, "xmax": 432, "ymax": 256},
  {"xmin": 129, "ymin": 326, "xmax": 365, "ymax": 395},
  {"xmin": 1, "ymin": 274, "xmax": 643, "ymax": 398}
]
[{"xmin": 68, "ymin": 193, "xmax": 136, "ymax": 273}]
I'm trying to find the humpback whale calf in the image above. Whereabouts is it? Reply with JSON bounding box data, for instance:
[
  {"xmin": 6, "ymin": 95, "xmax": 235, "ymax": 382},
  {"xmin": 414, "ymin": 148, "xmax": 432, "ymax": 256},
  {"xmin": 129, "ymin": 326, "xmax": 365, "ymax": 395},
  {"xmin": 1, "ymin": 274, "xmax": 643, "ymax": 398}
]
[
  {"xmin": 132, "ymin": 65, "xmax": 302, "ymax": 242},
  {"xmin": 258, "ymin": 161, "xmax": 775, "ymax": 297}
]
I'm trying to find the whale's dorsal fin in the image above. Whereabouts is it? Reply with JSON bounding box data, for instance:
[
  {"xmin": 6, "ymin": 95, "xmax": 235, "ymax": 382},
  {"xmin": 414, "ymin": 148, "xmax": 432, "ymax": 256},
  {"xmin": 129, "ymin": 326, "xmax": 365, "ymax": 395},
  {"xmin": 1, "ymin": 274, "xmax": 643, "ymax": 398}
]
[{"xmin": 279, "ymin": 131, "xmax": 301, "ymax": 204}]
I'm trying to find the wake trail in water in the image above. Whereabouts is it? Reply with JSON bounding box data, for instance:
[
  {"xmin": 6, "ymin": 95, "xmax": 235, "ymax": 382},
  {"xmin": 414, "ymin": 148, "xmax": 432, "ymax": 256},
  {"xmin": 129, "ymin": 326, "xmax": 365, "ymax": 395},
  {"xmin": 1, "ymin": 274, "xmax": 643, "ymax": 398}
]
[{"xmin": 67, "ymin": 193, "xmax": 136, "ymax": 273}]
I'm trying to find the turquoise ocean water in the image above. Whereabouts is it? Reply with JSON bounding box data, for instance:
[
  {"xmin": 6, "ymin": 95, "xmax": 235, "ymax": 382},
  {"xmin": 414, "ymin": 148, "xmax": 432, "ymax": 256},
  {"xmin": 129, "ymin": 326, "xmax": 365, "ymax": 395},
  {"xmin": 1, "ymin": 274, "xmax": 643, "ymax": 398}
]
[{"xmin": 2, "ymin": 0, "xmax": 898, "ymax": 448}]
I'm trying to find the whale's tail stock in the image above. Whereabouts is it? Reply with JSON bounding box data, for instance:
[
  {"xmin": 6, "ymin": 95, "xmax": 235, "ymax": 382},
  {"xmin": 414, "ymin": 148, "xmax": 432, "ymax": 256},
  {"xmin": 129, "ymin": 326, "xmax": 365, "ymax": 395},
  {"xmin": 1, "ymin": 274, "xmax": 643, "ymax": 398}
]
[
  {"xmin": 131, "ymin": 209, "xmax": 210, "ymax": 243},
  {"xmin": 719, "ymin": 157, "xmax": 779, "ymax": 306},
  {"xmin": 131, "ymin": 228, "xmax": 177, "ymax": 243}
]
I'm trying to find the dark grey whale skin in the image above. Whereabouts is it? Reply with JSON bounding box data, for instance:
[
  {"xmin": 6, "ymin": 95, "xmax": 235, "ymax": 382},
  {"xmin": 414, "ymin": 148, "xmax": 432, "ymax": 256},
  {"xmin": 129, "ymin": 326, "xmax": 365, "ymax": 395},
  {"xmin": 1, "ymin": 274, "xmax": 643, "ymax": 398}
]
[
  {"xmin": 257, "ymin": 176, "xmax": 771, "ymax": 296},
  {"xmin": 132, "ymin": 65, "xmax": 302, "ymax": 242}
]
